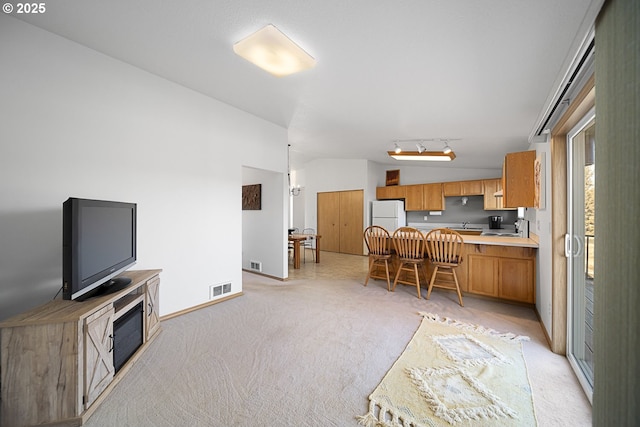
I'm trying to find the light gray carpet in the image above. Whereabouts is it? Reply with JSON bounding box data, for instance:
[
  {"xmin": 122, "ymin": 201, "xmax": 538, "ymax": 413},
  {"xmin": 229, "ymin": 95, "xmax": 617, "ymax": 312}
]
[{"xmin": 85, "ymin": 255, "xmax": 591, "ymax": 426}]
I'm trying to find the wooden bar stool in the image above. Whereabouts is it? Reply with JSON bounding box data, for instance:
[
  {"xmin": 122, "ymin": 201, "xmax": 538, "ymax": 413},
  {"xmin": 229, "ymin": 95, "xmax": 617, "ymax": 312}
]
[
  {"xmin": 424, "ymin": 228, "xmax": 465, "ymax": 306},
  {"xmin": 392, "ymin": 227, "xmax": 427, "ymax": 298},
  {"xmin": 363, "ymin": 225, "xmax": 392, "ymax": 290}
]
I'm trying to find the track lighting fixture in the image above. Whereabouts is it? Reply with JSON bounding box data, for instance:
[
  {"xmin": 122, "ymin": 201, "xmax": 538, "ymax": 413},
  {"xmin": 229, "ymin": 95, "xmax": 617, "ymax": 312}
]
[{"xmin": 389, "ymin": 138, "xmax": 458, "ymax": 161}]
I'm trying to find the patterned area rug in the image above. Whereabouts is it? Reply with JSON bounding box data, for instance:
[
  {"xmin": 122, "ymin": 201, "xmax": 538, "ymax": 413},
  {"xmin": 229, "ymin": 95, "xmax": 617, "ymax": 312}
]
[{"xmin": 357, "ymin": 313, "xmax": 537, "ymax": 427}]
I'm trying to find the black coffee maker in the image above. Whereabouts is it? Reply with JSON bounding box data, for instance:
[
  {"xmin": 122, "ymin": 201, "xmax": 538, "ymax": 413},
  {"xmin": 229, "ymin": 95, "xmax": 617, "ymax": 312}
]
[{"xmin": 488, "ymin": 216, "xmax": 503, "ymax": 229}]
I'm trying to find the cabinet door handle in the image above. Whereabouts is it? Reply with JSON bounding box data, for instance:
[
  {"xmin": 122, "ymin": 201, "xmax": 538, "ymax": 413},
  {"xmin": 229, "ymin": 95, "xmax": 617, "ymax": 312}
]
[
  {"xmin": 148, "ymin": 302, "xmax": 153, "ymax": 316},
  {"xmin": 108, "ymin": 334, "xmax": 114, "ymax": 353}
]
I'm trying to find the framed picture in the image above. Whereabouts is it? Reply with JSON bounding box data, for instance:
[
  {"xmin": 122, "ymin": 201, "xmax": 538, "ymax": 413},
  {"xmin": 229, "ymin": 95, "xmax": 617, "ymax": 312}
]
[
  {"xmin": 386, "ymin": 170, "xmax": 400, "ymax": 186},
  {"xmin": 242, "ymin": 184, "xmax": 261, "ymax": 210}
]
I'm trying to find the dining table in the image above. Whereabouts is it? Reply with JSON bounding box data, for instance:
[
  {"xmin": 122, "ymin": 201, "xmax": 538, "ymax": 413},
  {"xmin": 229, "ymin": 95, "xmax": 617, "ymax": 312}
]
[{"xmin": 288, "ymin": 234, "xmax": 322, "ymax": 269}]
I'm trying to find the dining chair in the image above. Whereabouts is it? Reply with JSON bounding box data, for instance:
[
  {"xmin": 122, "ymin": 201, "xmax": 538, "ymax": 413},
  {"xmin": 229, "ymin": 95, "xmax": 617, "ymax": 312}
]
[
  {"xmin": 424, "ymin": 228, "xmax": 465, "ymax": 306},
  {"xmin": 363, "ymin": 225, "xmax": 392, "ymax": 291},
  {"xmin": 302, "ymin": 228, "xmax": 315, "ymax": 263},
  {"xmin": 392, "ymin": 227, "xmax": 427, "ymax": 298}
]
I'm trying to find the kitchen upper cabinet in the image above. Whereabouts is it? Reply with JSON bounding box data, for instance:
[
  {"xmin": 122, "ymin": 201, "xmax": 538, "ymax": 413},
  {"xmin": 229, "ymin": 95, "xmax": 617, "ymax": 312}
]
[
  {"xmin": 404, "ymin": 184, "xmax": 424, "ymax": 211},
  {"xmin": 423, "ymin": 183, "xmax": 444, "ymax": 210},
  {"xmin": 503, "ymin": 150, "xmax": 537, "ymax": 208},
  {"xmin": 376, "ymin": 185, "xmax": 406, "ymax": 200},
  {"xmin": 482, "ymin": 178, "xmax": 515, "ymax": 210},
  {"xmin": 442, "ymin": 180, "xmax": 484, "ymax": 196},
  {"xmin": 466, "ymin": 244, "xmax": 535, "ymax": 304},
  {"xmin": 405, "ymin": 183, "xmax": 444, "ymax": 211}
]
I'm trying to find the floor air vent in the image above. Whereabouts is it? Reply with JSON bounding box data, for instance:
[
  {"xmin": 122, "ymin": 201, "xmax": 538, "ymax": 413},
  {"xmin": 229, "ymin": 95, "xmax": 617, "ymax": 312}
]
[
  {"xmin": 249, "ymin": 260, "xmax": 262, "ymax": 272},
  {"xmin": 209, "ymin": 282, "xmax": 232, "ymax": 300}
]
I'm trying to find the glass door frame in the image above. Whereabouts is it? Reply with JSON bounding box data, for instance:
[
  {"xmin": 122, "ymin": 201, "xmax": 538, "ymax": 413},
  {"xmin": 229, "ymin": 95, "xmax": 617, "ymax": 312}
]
[{"xmin": 566, "ymin": 106, "xmax": 595, "ymax": 403}]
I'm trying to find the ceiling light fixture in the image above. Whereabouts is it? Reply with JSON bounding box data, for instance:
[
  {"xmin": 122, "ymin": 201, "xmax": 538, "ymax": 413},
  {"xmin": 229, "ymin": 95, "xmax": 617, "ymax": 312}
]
[
  {"xmin": 233, "ymin": 24, "xmax": 316, "ymax": 77},
  {"xmin": 388, "ymin": 151, "xmax": 456, "ymax": 161},
  {"xmin": 389, "ymin": 138, "xmax": 458, "ymax": 161}
]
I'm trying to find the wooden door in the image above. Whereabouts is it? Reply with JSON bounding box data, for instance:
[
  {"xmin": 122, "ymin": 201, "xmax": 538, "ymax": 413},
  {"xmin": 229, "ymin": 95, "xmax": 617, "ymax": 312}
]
[
  {"xmin": 317, "ymin": 192, "xmax": 340, "ymax": 252},
  {"xmin": 84, "ymin": 305, "xmax": 115, "ymax": 408},
  {"xmin": 499, "ymin": 258, "xmax": 535, "ymax": 303},
  {"xmin": 376, "ymin": 185, "xmax": 406, "ymax": 200},
  {"xmin": 404, "ymin": 185, "xmax": 424, "ymax": 211},
  {"xmin": 483, "ymin": 179, "xmax": 504, "ymax": 210},
  {"xmin": 462, "ymin": 180, "xmax": 484, "ymax": 195},
  {"xmin": 467, "ymin": 255, "xmax": 499, "ymax": 297},
  {"xmin": 145, "ymin": 276, "xmax": 160, "ymax": 340},
  {"xmin": 503, "ymin": 150, "xmax": 536, "ymax": 208},
  {"xmin": 423, "ymin": 183, "xmax": 444, "ymax": 210},
  {"xmin": 339, "ymin": 190, "xmax": 364, "ymax": 255}
]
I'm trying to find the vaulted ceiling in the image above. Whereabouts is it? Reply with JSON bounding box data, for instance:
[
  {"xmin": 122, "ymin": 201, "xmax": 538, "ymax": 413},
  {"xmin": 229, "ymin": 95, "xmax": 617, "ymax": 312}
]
[{"xmin": 16, "ymin": 0, "xmax": 602, "ymax": 170}]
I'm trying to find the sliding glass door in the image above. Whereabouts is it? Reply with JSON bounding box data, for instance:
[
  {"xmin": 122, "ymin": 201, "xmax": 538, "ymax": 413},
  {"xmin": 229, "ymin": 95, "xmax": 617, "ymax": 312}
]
[{"xmin": 566, "ymin": 107, "xmax": 595, "ymax": 402}]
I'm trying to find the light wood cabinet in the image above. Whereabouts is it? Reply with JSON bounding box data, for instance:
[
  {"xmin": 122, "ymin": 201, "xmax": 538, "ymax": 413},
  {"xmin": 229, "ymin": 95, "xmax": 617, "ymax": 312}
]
[
  {"xmin": 423, "ymin": 183, "xmax": 445, "ymax": 210},
  {"xmin": 503, "ymin": 150, "xmax": 537, "ymax": 208},
  {"xmin": 0, "ymin": 270, "xmax": 162, "ymax": 427},
  {"xmin": 499, "ymin": 257, "xmax": 535, "ymax": 302},
  {"xmin": 376, "ymin": 185, "xmax": 406, "ymax": 200},
  {"xmin": 466, "ymin": 245, "xmax": 535, "ymax": 303},
  {"xmin": 482, "ymin": 178, "xmax": 515, "ymax": 210},
  {"xmin": 145, "ymin": 275, "xmax": 160, "ymax": 340},
  {"xmin": 317, "ymin": 190, "xmax": 364, "ymax": 255},
  {"xmin": 405, "ymin": 183, "xmax": 444, "ymax": 211},
  {"xmin": 443, "ymin": 180, "xmax": 484, "ymax": 196},
  {"xmin": 404, "ymin": 184, "xmax": 425, "ymax": 211},
  {"xmin": 84, "ymin": 305, "xmax": 116, "ymax": 408},
  {"xmin": 467, "ymin": 256, "xmax": 499, "ymax": 296}
]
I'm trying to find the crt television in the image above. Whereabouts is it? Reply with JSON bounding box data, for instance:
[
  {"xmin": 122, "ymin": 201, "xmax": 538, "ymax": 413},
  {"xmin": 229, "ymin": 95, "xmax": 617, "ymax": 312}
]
[{"xmin": 63, "ymin": 197, "xmax": 137, "ymax": 301}]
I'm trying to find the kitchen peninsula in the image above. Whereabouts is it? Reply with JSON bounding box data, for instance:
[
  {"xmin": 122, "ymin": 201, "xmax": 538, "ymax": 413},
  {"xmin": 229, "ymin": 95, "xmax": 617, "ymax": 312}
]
[{"xmin": 371, "ymin": 229, "xmax": 538, "ymax": 305}]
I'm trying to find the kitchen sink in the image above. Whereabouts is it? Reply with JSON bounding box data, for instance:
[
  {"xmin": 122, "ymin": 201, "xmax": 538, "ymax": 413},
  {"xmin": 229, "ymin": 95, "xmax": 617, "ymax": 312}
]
[
  {"xmin": 481, "ymin": 232, "xmax": 521, "ymax": 237},
  {"xmin": 448, "ymin": 228, "xmax": 483, "ymax": 236}
]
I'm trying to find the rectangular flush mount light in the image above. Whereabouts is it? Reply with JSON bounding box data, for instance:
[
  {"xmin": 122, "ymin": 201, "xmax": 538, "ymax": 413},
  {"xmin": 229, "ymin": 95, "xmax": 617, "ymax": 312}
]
[
  {"xmin": 388, "ymin": 151, "xmax": 456, "ymax": 161},
  {"xmin": 233, "ymin": 24, "xmax": 316, "ymax": 77}
]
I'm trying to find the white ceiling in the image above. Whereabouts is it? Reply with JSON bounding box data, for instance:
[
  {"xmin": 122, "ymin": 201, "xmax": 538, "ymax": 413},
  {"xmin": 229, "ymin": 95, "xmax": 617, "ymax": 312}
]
[{"xmin": 16, "ymin": 0, "xmax": 601, "ymax": 170}]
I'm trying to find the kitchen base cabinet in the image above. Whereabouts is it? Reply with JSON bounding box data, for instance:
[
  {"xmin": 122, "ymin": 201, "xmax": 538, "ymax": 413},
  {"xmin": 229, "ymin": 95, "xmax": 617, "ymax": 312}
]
[
  {"xmin": 466, "ymin": 245, "xmax": 535, "ymax": 303},
  {"xmin": 467, "ymin": 256, "xmax": 499, "ymax": 296},
  {"xmin": 500, "ymin": 258, "xmax": 535, "ymax": 302},
  {"xmin": 0, "ymin": 269, "xmax": 162, "ymax": 427}
]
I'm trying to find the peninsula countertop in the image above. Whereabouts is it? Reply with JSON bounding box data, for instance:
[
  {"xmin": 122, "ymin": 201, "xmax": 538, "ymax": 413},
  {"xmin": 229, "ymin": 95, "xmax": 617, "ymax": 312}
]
[
  {"xmin": 406, "ymin": 223, "xmax": 539, "ymax": 248},
  {"xmin": 458, "ymin": 233, "xmax": 539, "ymax": 248}
]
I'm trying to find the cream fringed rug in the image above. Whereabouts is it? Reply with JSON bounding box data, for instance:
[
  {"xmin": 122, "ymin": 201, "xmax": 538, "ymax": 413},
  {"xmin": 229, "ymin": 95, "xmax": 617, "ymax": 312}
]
[{"xmin": 357, "ymin": 313, "xmax": 537, "ymax": 427}]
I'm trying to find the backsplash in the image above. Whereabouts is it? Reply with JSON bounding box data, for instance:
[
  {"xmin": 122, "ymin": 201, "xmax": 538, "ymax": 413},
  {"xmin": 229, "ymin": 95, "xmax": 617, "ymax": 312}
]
[{"xmin": 406, "ymin": 195, "xmax": 518, "ymax": 228}]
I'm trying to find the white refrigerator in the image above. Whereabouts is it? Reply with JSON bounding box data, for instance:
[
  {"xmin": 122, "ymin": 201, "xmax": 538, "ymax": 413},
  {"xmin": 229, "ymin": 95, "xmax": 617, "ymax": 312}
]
[{"xmin": 371, "ymin": 200, "xmax": 406, "ymax": 232}]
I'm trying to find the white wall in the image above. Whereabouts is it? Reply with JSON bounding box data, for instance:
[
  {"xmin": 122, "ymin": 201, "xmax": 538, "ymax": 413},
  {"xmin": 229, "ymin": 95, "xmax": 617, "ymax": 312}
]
[
  {"xmin": 242, "ymin": 167, "xmax": 288, "ymax": 278},
  {"xmin": 525, "ymin": 143, "xmax": 553, "ymax": 336},
  {"xmin": 0, "ymin": 16, "xmax": 287, "ymax": 320}
]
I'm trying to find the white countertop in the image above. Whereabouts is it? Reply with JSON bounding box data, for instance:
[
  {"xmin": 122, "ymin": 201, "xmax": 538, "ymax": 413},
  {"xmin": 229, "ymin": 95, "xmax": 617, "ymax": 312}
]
[{"xmin": 407, "ymin": 222, "xmax": 538, "ymax": 248}]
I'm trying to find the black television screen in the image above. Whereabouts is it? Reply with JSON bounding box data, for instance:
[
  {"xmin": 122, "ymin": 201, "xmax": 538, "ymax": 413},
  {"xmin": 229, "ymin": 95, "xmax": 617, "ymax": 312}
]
[{"xmin": 63, "ymin": 198, "xmax": 137, "ymax": 300}]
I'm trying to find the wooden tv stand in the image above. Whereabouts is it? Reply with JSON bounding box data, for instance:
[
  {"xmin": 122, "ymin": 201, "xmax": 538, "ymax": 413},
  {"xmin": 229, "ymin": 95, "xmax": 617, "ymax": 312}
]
[{"xmin": 0, "ymin": 269, "xmax": 161, "ymax": 427}]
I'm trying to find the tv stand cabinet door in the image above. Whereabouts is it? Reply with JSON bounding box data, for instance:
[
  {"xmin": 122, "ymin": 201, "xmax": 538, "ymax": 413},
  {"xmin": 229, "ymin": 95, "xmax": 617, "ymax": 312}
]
[
  {"xmin": 145, "ymin": 275, "xmax": 160, "ymax": 340},
  {"xmin": 84, "ymin": 305, "xmax": 115, "ymax": 409}
]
